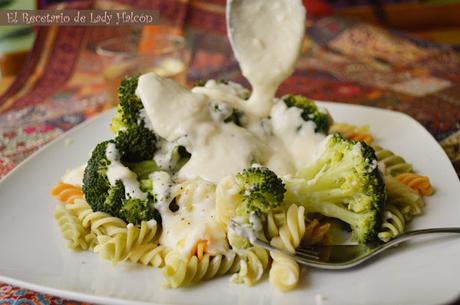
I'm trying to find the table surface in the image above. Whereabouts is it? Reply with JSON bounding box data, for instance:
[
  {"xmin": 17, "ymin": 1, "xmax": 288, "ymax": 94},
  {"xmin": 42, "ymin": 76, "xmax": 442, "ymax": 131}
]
[{"xmin": 1, "ymin": 0, "xmax": 460, "ymax": 304}]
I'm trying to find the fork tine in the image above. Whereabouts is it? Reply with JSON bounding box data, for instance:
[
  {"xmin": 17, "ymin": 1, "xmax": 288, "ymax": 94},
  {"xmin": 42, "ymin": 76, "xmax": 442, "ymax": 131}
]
[
  {"xmin": 295, "ymin": 249, "xmax": 319, "ymax": 260},
  {"xmin": 231, "ymin": 220, "xmax": 321, "ymax": 261},
  {"xmin": 295, "ymin": 247, "xmax": 319, "ymax": 257}
]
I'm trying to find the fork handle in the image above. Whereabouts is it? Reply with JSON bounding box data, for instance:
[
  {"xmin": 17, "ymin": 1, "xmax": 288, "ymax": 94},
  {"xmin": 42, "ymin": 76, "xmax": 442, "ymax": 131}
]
[{"xmin": 386, "ymin": 227, "xmax": 460, "ymax": 247}]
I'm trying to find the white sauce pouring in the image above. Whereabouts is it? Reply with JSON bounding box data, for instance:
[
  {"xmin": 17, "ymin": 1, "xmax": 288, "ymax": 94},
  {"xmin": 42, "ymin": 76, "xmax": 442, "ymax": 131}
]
[{"xmin": 227, "ymin": 0, "xmax": 306, "ymax": 117}]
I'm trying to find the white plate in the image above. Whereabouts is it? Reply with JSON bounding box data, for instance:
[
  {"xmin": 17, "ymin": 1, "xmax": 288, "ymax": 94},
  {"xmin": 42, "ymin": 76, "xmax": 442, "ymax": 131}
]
[{"xmin": 0, "ymin": 102, "xmax": 459, "ymax": 305}]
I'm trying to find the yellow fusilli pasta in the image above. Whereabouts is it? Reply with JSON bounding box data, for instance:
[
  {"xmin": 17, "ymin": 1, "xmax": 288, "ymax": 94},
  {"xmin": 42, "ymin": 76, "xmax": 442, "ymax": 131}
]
[
  {"xmin": 163, "ymin": 251, "xmax": 240, "ymax": 288},
  {"xmin": 330, "ymin": 123, "xmax": 374, "ymax": 144},
  {"xmin": 269, "ymin": 204, "xmax": 306, "ymax": 253},
  {"xmin": 396, "ymin": 173, "xmax": 433, "ymax": 196},
  {"xmin": 372, "ymin": 145, "xmax": 413, "ymax": 176},
  {"xmin": 65, "ymin": 199, "xmax": 127, "ymax": 236},
  {"xmin": 93, "ymin": 220, "xmax": 160, "ymax": 265},
  {"xmin": 267, "ymin": 204, "xmax": 305, "ymax": 292},
  {"xmin": 51, "ymin": 182, "xmax": 84, "ymax": 204},
  {"xmin": 231, "ymin": 246, "xmax": 270, "ymax": 286},
  {"xmin": 54, "ymin": 204, "xmax": 92, "ymax": 250},
  {"xmin": 126, "ymin": 244, "xmax": 169, "ymax": 267}
]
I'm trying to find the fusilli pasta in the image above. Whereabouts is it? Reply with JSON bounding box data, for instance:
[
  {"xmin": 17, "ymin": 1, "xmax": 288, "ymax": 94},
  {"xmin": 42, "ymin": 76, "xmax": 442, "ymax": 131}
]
[
  {"xmin": 385, "ymin": 175, "xmax": 425, "ymax": 221},
  {"xmin": 268, "ymin": 204, "xmax": 305, "ymax": 292},
  {"xmin": 396, "ymin": 173, "xmax": 433, "ymax": 196},
  {"xmin": 372, "ymin": 145, "xmax": 413, "ymax": 176},
  {"xmin": 51, "ymin": 182, "xmax": 83, "ymax": 204},
  {"xmin": 93, "ymin": 220, "xmax": 160, "ymax": 265},
  {"xmin": 126, "ymin": 244, "xmax": 169, "ymax": 267},
  {"xmin": 378, "ymin": 204, "xmax": 406, "ymax": 242},
  {"xmin": 330, "ymin": 123, "xmax": 374, "ymax": 144},
  {"xmin": 302, "ymin": 219, "xmax": 331, "ymax": 246},
  {"xmin": 231, "ymin": 246, "xmax": 270, "ymax": 286},
  {"xmin": 163, "ymin": 251, "xmax": 240, "ymax": 288},
  {"xmin": 54, "ymin": 204, "xmax": 92, "ymax": 250},
  {"xmin": 65, "ymin": 199, "xmax": 127, "ymax": 236}
]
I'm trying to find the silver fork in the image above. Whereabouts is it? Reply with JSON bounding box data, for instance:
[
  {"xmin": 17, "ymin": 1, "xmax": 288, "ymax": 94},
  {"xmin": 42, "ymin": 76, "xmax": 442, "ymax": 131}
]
[{"xmin": 230, "ymin": 220, "xmax": 460, "ymax": 270}]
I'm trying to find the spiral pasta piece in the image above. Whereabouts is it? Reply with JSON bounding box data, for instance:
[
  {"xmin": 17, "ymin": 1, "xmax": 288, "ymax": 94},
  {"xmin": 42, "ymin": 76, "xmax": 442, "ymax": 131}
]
[
  {"xmin": 51, "ymin": 182, "xmax": 84, "ymax": 204},
  {"xmin": 385, "ymin": 175, "xmax": 425, "ymax": 221},
  {"xmin": 93, "ymin": 220, "xmax": 160, "ymax": 265},
  {"xmin": 54, "ymin": 204, "xmax": 91, "ymax": 250},
  {"xmin": 396, "ymin": 173, "xmax": 433, "ymax": 196},
  {"xmin": 378, "ymin": 204, "xmax": 406, "ymax": 242},
  {"xmin": 372, "ymin": 145, "xmax": 413, "ymax": 176},
  {"xmin": 231, "ymin": 246, "xmax": 270, "ymax": 286},
  {"xmin": 267, "ymin": 204, "xmax": 306, "ymax": 292},
  {"xmin": 163, "ymin": 251, "xmax": 240, "ymax": 288},
  {"xmin": 126, "ymin": 244, "xmax": 169, "ymax": 267},
  {"xmin": 302, "ymin": 219, "xmax": 331, "ymax": 246},
  {"xmin": 269, "ymin": 251, "xmax": 300, "ymax": 292},
  {"xmin": 65, "ymin": 199, "xmax": 127, "ymax": 236},
  {"xmin": 330, "ymin": 123, "xmax": 374, "ymax": 144},
  {"xmin": 270, "ymin": 204, "xmax": 306, "ymax": 253}
]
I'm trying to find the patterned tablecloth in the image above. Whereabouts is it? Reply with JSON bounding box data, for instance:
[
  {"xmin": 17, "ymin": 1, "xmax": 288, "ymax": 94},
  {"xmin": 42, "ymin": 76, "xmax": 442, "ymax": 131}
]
[{"xmin": 1, "ymin": 0, "xmax": 459, "ymax": 304}]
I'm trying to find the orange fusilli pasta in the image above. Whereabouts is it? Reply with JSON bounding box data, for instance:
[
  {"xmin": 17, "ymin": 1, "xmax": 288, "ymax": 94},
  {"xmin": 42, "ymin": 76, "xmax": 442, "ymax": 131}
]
[
  {"xmin": 396, "ymin": 173, "xmax": 433, "ymax": 196},
  {"xmin": 330, "ymin": 123, "xmax": 374, "ymax": 144},
  {"xmin": 51, "ymin": 182, "xmax": 84, "ymax": 204}
]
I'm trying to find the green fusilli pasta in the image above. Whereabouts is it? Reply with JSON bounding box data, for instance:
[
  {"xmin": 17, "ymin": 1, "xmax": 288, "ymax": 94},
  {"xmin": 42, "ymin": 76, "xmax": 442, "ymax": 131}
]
[
  {"xmin": 377, "ymin": 204, "xmax": 406, "ymax": 242},
  {"xmin": 372, "ymin": 145, "xmax": 413, "ymax": 176}
]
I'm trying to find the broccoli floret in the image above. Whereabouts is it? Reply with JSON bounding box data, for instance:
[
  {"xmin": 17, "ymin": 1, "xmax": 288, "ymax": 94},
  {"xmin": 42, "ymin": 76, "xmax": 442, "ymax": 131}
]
[
  {"xmin": 110, "ymin": 106, "xmax": 125, "ymax": 134},
  {"xmin": 82, "ymin": 140, "xmax": 159, "ymax": 225},
  {"xmin": 120, "ymin": 198, "xmax": 159, "ymax": 225},
  {"xmin": 283, "ymin": 95, "xmax": 332, "ymax": 134},
  {"xmin": 125, "ymin": 160, "xmax": 159, "ymax": 194},
  {"xmin": 125, "ymin": 160, "xmax": 160, "ymax": 179},
  {"xmin": 227, "ymin": 167, "xmax": 286, "ymax": 250},
  {"xmin": 82, "ymin": 141, "xmax": 117, "ymax": 213},
  {"xmin": 235, "ymin": 167, "xmax": 286, "ymax": 216},
  {"xmin": 103, "ymin": 180, "xmax": 125, "ymax": 216},
  {"xmin": 111, "ymin": 75, "xmax": 158, "ymax": 162},
  {"xmin": 115, "ymin": 126, "xmax": 157, "ymax": 162},
  {"xmin": 117, "ymin": 75, "xmax": 144, "ymax": 128},
  {"xmin": 283, "ymin": 134, "xmax": 385, "ymax": 243}
]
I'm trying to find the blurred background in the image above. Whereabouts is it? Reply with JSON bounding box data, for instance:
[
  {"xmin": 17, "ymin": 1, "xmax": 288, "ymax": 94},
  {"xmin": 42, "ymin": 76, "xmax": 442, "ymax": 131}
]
[
  {"xmin": 1, "ymin": 0, "xmax": 460, "ymax": 83},
  {"xmin": 0, "ymin": 0, "xmax": 459, "ymax": 176}
]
